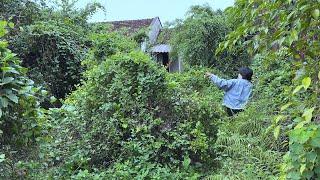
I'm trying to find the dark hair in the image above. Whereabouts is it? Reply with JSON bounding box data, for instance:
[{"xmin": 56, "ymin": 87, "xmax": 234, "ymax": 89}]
[{"xmin": 239, "ymin": 67, "xmax": 253, "ymax": 81}]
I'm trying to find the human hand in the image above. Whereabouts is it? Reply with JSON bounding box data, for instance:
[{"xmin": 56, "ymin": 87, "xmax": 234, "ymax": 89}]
[{"xmin": 204, "ymin": 72, "xmax": 212, "ymax": 78}]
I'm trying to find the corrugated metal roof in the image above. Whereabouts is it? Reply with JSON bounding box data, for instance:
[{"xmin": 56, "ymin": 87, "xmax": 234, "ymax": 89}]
[{"xmin": 151, "ymin": 44, "xmax": 171, "ymax": 53}]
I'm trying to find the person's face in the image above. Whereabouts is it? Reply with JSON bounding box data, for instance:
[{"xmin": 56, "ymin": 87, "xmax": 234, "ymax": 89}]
[{"xmin": 238, "ymin": 74, "xmax": 242, "ymax": 79}]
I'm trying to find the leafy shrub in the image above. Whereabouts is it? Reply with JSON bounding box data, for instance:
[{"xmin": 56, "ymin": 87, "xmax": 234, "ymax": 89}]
[
  {"xmin": 0, "ymin": 20, "xmax": 45, "ymax": 146},
  {"xmin": 0, "ymin": 21, "xmax": 47, "ymax": 179},
  {"xmin": 38, "ymin": 51, "xmax": 222, "ymax": 178},
  {"xmin": 218, "ymin": 0, "xmax": 320, "ymax": 179},
  {"xmin": 170, "ymin": 5, "xmax": 227, "ymax": 66},
  {"xmin": 83, "ymin": 32, "xmax": 137, "ymax": 69},
  {"xmin": 166, "ymin": 66, "xmax": 225, "ymax": 92},
  {"xmin": 0, "ymin": 0, "xmax": 42, "ymax": 27},
  {"xmin": 169, "ymin": 5, "xmax": 250, "ymax": 76},
  {"xmin": 11, "ymin": 21, "xmax": 87, "ymax": 99}
]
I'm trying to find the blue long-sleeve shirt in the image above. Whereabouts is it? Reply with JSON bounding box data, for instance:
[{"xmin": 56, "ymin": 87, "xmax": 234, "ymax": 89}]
[{"xmin": 210, "ymin": 74, "xmax": 252, "ymax": 110}]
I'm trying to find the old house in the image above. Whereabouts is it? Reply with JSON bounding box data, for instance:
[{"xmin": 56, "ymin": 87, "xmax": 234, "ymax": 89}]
[{"xmin": 108, "ymin": 17, "xmax": 182, "ymax": 73}]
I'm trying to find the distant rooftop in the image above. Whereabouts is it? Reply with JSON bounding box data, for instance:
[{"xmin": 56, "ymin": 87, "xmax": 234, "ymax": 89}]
[{"xmin": 107, "ymin": 17, "xmax": 158, "ymax": 34}]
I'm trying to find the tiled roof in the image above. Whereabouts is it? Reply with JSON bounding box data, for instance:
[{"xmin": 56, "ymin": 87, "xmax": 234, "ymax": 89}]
[{"xmin": 108, "ymin": 18, "xmax": 155, "ymax": 34}]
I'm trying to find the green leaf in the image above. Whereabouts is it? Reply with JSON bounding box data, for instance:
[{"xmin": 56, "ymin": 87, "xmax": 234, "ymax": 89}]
[
  {"xmin": 0, "ymin": 21, "xmax": 7, "ymax": 27},
  {"xmin": 0, "ymin": 154, "xmax": 5, "ymax": 163},
  {"xmin": 50, "ymin": 96, "xmax": 57, "ymax": 103},
  {"xmin": 8, "ymin": 22, "xmax": 14, "ymax": 29},
  {"xmin": 310, "ymin": 129, "xmax": 320, "ymax": 147},
  {"xmin": 281, "ymin": 103, "xmax": 292, "ymax": 111},
  {"xmin": 1, "ymin": 67, "xmax": 20, "ymax": 74},
  {"xmin": 302, "ymin": 77, "xmax": 311, "ymax": 90},
  {"xmin": 306, "ymin": 152, "xmax": 317, "ymax": 163},
  {"xmin": 315, "ymin": 166, "xmax": 320, "ymax": 176},
  {"xmin": 224, "ymin": 40, "xmax": 229, "ymax": 49},
  {"xmin": 293, "ymin": 85, "xmax": 303, "ymax": 94},
  {"xmin": 295, "ymin": 121, "xmax": 306, "ymax": 129},
  {"xmin": 0, "ymin": 97, "xmax": 7, "ymax": 108},
  {"xmin": 121, "ymin": 123, "xmax": 128, "ymax": 129},
  {"xmin": 287, "ymin": 171, "xmax": 301, "ymax": 179},
  {"xmin": 274, "ymin": 125, "xmax": 281, "ymax": 139},
  {"xmin": 275, "ymin": 115, "xmax": 285, "ymax": 124},
  {"xmin": 0, "ymin": 21, "xmax": 7, "ymax": 37},
  {"xmin": 312, "ymin": 9, "xmax": 319, "ymax": 20},
  {"xmin": 0, "ymin": 77, "xmax": 14, "ymax": 85},
  {"xmin": 310, "ymin": 137, "xmax": 320, "ymax": 148},
  {"xmin": 0, "ymin": 109, "xmax": 2, "ymax": 118},
  {"xmin": 300, "ymin": 164, "xmax": 306, "ymax": 174},
  {"xmin": 0, "ymin": 41, "xmax": 8, "ymax": 48},
  {"xmin": 290, "ymin": 128, "xmax": 313, "ymax": 144},
  {"xmin": 290, "ymin": 30, "xmax": 298, "ymax": 41},
  {"xmin": 302, "ymin": 107, "xmax": 315, "ymax": 122},
  {"xmin": 183, "ymin": 156, "xmax": 191, "ymax": 169},
  {"xmin": 6, "ymin": 94, "xmax": 18, "ymax": 104}
]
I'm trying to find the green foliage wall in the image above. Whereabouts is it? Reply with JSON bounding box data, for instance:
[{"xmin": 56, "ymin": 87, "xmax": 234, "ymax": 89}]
[
  {"xmin": 169, "ymin": 5, "xmax": 250, "ymax": 76},
  {"xmin": 38, "ymin": 51, "xmax": 222, "ymax": 178},
  {"xmin": 83, "ymin": 32, "xmax": 138, "ymax": 69},
  {"xmin": 0, "ymin": 21, "xmax": 45, "ymax": 146},
  {"xmin": 11, "ymin": 21, "xmax": 86, "ymax": 99},
  {"xmin": 0, "ymin": 0, "xmax": 42, "ymax": 27},
  {"xmin": 218, "ymin": 0, "xmax": 320, "ymax": 179},
  {"xmin": 170, "ymin": 5, "xmax": 228, "ymax": 67},
  {"xmin": 0, "ymin": 22, "xmax": 47, "ymax": 179}
]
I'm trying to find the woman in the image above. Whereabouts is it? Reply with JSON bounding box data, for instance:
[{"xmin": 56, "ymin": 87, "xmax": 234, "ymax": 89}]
[{"xmin": 205, "ymin": 67, "xmax": 253, "ymax": 116}]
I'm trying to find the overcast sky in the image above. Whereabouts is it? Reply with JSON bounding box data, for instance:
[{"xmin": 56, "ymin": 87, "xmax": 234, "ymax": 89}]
[{"xmin": 75, "ymin": 0, "xmax": 235, "ymax": 23}]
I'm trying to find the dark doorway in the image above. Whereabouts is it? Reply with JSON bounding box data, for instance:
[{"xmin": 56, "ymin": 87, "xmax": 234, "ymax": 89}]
[
  {"xmin": 154, "ymin": 53, "xmax": 170, "ymax": 72},
  {"xmin": 162, "ymin": 53, "xmax": 169, "ymax": 71}
]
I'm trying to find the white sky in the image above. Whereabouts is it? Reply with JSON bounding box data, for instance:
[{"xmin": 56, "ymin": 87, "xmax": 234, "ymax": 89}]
[{"xmin": 76, "ymin": 0, "xmax": 235, "ymax": 23}]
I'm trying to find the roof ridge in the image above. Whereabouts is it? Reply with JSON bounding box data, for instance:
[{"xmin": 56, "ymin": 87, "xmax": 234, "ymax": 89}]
[{"xmin": 107, "ymin": 17, "xmax": 157, "ymax": 23}]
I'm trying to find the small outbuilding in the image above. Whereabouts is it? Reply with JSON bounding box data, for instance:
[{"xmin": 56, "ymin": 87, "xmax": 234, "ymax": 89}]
[
  {"xmin": 106, "ymin": 17, "xmax": 183, "ymax": 73},
  {"xmin": 151, "ymin": 44, "xmax": 182, "ymax": 72}
]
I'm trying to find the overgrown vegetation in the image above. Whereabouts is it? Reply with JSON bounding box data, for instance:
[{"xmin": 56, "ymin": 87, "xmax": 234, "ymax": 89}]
[
  {"xmin": 168, "ymin": 5, "xmax": 250, "ymax": 76},
  {"xmin": 6, "ymin": 0, "xmax": 104, "ymax": 100},
  {"xmin": 33, "ymin": 52, "xmax": 222, "ymax": 178},
  {"xmin": 11, "ymin": 21, "xmax": 86, "ymax": 99},
  {"xmin": 1, "ymin": 0, "xmax": 319, "ymax": 179}
]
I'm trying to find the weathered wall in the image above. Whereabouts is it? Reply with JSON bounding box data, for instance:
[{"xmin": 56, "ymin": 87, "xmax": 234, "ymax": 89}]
[
  {"xmin": 169, "ymin": 56, "xmax": 183, "ymax": 73},
  {"xmin": 148, "ymin": 17, "xmax": 162, "ymax": 45}
]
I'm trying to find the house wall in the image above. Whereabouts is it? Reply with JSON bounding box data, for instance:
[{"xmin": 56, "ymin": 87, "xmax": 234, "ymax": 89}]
[
  {"xmin": 148, "ymin": 17, "xmax": 162, "ymax": 45},
  {"xmin": 141, "ymin": 41, "xmax": 147, "ymax": 52},
  {"xmin": 169, "ymin": 56, "xmax": 183, "ymax": 73}
]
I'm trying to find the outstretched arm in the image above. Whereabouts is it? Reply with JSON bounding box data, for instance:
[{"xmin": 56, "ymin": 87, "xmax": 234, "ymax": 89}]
[{"xmin": 205, "ymin": 73, "xmax": 235, "ymax": 91}]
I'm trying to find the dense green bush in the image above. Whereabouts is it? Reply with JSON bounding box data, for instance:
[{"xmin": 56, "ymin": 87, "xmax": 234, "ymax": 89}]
[
  {"xmin": 0, "ymin": 21, "xmax": 47, "ymax": 179},
  {"xmin": 11, "ymin": 21, "xmax": 87, "ymax": 99},
  {"xmin": 36, "ymin": 51, "xmax": 222, "ymax": 178},
  {"xmin": 170, "ymin": 5, "xmax": 228, "ymax": 67},
  {"xmin": 169, "ymin": 5, "xmax": 250, "ymax": 76},
  {"xmin": 5, "ymin": 0, "xmax": 319, "ymax": 178},
  {"xmin": 218, "ymin": 0, "xmax": 320, "ymax": 179},
  {"xmin": 83, "ymin": 32, "xmax": 138, "ymax": 69},
  {"xmin": 0, "ymin": 0, "xmax": 42, "ymax": 27},
  {"xmin": 0, "ymin": 21, "xmax": 45, "ymax": 146}
]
